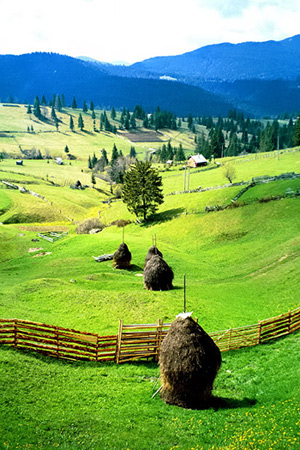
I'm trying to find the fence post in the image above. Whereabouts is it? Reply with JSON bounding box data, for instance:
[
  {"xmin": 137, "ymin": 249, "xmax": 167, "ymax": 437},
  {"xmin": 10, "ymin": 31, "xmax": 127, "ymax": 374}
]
[
  {"xmin": 155, "ymin": 319, "xmax": 163, "ymax": 362},
  {"xmin": 95, "ymin": 335, "xmax": 99, "ymax": 362},
  {"xmin": 55, "ymin": 327, "xmax": 59, "ymax": 359},
  {"xmin": 13, "ymin": 319, "xmax": 18, "ymax": 348},
  {"xmin": 288, "ymin": 310, "xmax": 291, "ymax": 334},
  {"xmin": 257, "ymin": 322, "xmax": 262, "ymax": 345},
  {"xmin": 228, "ymin": 328, "xmax": 232, "ymax": 351},
  {"xmin": 115, "ymin": 320, "xmax": 123, "ymax": 364}
]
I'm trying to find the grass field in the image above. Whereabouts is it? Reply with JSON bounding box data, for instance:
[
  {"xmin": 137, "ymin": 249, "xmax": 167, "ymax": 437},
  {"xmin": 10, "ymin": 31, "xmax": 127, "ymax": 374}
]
[{"xmin": 0, "ymin": 105, "xmax": 299, "ymax": 449}]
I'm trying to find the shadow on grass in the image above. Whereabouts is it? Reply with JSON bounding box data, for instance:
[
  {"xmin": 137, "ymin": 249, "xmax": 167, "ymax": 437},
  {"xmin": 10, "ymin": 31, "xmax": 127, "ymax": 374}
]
[
  {"xmin": 211, "ymin": 396, "xmax": 257, "ymax": 411},
  {"xmin": 141, "ymin": 208, "xmax": 185, "ymax": 227}
]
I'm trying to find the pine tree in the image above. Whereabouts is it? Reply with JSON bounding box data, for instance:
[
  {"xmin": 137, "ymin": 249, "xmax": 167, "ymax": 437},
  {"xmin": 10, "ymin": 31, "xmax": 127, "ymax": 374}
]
[
  {"xmin": 83, "ymin": 100, "xmax": 88, "ymax": 112},
  {"xmin": 72, "ymin": 97, "xmax": 77, "ymax": 109},
  {"xmin": 78, "ymin": 113, "xmax": 84, "ymax": 131},
  {"xmin": 33, "ymin": 96, "xmax": 42, "ymax": 119},
  {"xmin": 111, "ymin": 107, "xmax": 116, "ymax": 120},
  {"xmin": 293, "ymin": 117, "xmax": 300, "ymax": 146},
  {"xmin": 175, "ymin": 143, "xmax": 185, "ymax": 161},
  {"xmin": 122, "ymin": 161, "xmax": 164, "ymax": 221},
  {"xmin": 111, "ymin": 144, "xmax": 119, "ymax": 165},
  {"xmin": 129, "ymin": 146, "xmax": 136, "ymax": 159},
  {"xmin": 69, "ymin": 116, "xmax": 74, "ymax": 132},
  {"xmin": 26, "ymin": 104, "xmax": 32, "ymax": 114},
  {"xmin": 90, "ymin": 100, "xmax": 94, "ymax": 111}
]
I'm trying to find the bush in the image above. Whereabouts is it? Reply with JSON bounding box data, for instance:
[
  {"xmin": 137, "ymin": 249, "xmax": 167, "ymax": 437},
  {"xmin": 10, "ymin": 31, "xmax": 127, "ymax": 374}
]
[
  {"xmin": 75, "ymin": 218, "xmax": 105, "ymax": 234},
  {"xmin": 113, "ymin": 185, "xmax": 122, "ymax": 198},
  {"xmin": 109, "ymin": 219, "xmax": 132, "ymax": 228}
]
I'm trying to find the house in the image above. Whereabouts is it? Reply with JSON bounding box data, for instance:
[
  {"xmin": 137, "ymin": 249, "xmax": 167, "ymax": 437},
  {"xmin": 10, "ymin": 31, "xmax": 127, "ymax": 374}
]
[
  {"xmin": 16, "ymin": 160, "xmax": 23, "ymax": 165},
  {"xmin": 55, "ymin": 157, "xmax": 63, "ymax": 165},
  {"xmin": 187, "ymin": 154, "xmax": 207, "ymax": 168}
]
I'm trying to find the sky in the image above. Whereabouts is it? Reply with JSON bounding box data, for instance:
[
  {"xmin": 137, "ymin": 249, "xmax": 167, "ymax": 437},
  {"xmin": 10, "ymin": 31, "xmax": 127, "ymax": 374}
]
[{"xmin": 0, "ymin": 0, "xmax": 299, "ymax": 64}]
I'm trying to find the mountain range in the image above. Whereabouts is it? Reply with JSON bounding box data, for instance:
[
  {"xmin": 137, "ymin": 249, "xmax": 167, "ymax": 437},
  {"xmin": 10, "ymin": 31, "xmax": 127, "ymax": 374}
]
[{"xmin": 1, "ymin": 35, "xmax": 300, "ymax": 117}]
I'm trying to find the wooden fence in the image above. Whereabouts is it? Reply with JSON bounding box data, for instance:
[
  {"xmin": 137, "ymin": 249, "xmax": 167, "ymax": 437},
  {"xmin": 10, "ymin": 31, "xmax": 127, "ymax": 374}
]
[
  {"xmin": 0, "ymin": 307, "xmax": 299, "ymax": 364},
  {"xmin": 0, "ymin": 319, "xmax": 117, "ymax": 362}
]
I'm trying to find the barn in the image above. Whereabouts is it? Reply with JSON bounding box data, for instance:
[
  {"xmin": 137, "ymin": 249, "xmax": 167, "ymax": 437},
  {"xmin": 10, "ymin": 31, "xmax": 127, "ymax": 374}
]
[{"xmin": 187, "ymin": 154, "xmax": 207, "ymax": 168}]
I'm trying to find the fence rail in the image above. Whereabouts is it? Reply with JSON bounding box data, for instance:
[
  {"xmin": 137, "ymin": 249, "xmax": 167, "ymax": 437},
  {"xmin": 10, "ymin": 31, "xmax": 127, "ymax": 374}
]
[
  {"xmin": 0, "ymin": 319, "xmax": 117, "ymax": 362},
  {"xmin": 0, "ymin": 307, "xmax": 299, "ymax": 364}
]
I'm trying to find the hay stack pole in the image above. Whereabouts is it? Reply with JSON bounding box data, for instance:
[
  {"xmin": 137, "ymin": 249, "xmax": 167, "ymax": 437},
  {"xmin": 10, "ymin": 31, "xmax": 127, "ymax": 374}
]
[
  {"xmin": 159, "ymin": 316, "xmax": 221, "ymax": 409},
  {"xmin": 113, "ymin": 229, "xmax": 132, "ymax": 269}
]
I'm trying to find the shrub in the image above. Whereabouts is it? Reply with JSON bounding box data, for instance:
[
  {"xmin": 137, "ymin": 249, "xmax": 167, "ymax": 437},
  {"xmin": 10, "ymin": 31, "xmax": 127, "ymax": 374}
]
[{"xmin": 75, "ymin": 218, "xmax": 105, "ymax": 234}]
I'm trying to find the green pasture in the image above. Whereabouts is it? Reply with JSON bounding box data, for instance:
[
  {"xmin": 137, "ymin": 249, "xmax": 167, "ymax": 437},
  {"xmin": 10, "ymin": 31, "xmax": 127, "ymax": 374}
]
[
  {"xmin": 1, "ymin": 331, "xmax": 299, "ymax": 450},
  {"xmin": 0, "ymin": 106, "xmax": 299, "ymax": 449}
]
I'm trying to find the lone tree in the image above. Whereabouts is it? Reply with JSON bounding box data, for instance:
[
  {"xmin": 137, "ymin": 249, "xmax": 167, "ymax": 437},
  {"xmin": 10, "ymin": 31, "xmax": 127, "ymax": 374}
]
[
  {"xmin": 122, "ymin": 161, "xmax": 164, "ymax": 221},
  {"xmin": 223, "ymin": 162, "xmax": 237, "ymax": 184}
]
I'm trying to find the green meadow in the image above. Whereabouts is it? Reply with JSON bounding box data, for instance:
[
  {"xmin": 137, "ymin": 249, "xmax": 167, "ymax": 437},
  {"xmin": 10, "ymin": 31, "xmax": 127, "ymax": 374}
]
[{"xmin": 0, "ymin": 105, "xmax": 299, "ymax": 449}]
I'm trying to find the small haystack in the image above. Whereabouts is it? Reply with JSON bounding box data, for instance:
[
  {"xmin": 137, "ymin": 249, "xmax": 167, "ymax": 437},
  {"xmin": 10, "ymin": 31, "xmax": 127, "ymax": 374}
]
[
  {"xmin": 113, "ymin": 242, "xmax": 132, "ymax": 269},
  {"xmin": 144, "ymin": 245, "xmax": 163, "ymax": 268},
  {"xmin": 144, "ymin": 255, "xmax": 173, "ymax": 290},
  {"xmin": 159, "ymin": 316, "xmax": 221, "ymax": 409}
]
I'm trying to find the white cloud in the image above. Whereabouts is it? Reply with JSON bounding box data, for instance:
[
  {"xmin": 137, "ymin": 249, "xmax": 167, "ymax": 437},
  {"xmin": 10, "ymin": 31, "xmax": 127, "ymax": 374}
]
[{"xmin": 0, "ymin": 0, "xmax": 299, "ymax": 63}]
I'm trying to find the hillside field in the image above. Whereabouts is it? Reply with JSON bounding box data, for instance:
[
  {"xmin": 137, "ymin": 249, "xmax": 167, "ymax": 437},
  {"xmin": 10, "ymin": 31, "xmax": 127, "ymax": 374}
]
[{"xmin": 0, "ymin": 105, "xmax": 299, "ymax": 450}]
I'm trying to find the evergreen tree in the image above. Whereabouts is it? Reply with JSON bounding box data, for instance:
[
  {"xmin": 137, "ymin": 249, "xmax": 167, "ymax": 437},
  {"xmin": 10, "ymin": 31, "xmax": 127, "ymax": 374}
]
[
  {"xmin": 64, "ymin": 145, "xmax": 69, "ymax": 154},
  {"xmin": 111, "ymin": 144, "xmax": 119, "ymax": 165},
  {"xmin": 41, "ymin": 95, "xmax": 47, "ymax": 105},
  {"xmin": 72, "ymin": 97, "xmax": 77, "ymax": 109},
  {"xmin": 175, "ymin": 143, "xmax": 185, "ymax": 161},
  {"xmin": 83, "ymin": 100, "xmax": 88, "ymax": 113},
  {"xmin": 293, "ymin": 117, "xmax": 300, "ymax": 146},
  {"xmin": 78, "ymin": 113, "xmax": 84, "ymax": 131},
  {"xmin": 187, "ymin": 113, "xmax": 193, "ymax": 130},
  {"xmin": 55, "ymin": 95, "xmax": 62, "ymax": 111},
  {"xmin": 26, "ymin": 104, "xmax": 32, "ymax": 114},
  {"xmin": 129, "ymin": 146, "xmax": 137, "ymax": 159},
  {"xmin": 101, "ymin": 148, "xmax": 109, "ymax": 166},
  {"xmin": 122, "ymin": 161, "xmax": 164, "ymax": 221},
  {"xmin": 111, "ymin": 107, "xmax": 116, "ymax": 120},
  {"xmin": 51, "ymin": 106, "xmax": 57, "ymax": 121},
  {"xmin": 130, "ymin": 115, "xmax": 136, "ymax": 129},
  {"xmin": 90, "ymin": 100, "xmax": 94, "ymax": 111},
  {"xmin": 69, "ymin": 116, "xmax": 74, "ymax": 132},
  {"xmin": 33, "ymin": 95, "xmax": 42, "ymax": 119},
  {"xmin": 91, "ymin": 173, "xmax": 96, "ymax": 187},
  {"xmin": 61, "ymin": 94, "xmax": 66, "ymax": 107}
]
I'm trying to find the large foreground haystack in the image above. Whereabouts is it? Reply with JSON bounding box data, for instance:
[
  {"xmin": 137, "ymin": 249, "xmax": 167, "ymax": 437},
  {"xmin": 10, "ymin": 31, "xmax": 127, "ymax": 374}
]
[
  {"xmin": 113, "ymin": 243, "xmax": 132, "ymax": 269},
  {"xmin": 144, "ymin": 245, "xmax": 163, "ymax": 268},
  {"xmin": 160, "ymin": 316, "xmax": 221, "ymax": 409},
  {"xmin": 144, "ymin": 255, "xmax": 173, "ymax": 290}
]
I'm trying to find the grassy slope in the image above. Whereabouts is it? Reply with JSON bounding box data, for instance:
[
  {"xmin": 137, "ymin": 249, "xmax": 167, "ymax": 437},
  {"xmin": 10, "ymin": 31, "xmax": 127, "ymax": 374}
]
[{"xmin": 0, "ymin": 106, "xmax": 300, "ymax": 449}]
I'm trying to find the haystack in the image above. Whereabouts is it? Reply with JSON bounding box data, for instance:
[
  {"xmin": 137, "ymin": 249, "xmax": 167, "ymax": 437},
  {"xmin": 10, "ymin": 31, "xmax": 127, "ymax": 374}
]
[
  {"xmin": 113, "ymin": 243, "xmax": 132, "ymax": 269},
  {"xmin": 144, "ymin": 245, "xmax": 163, "ymax": 268},
  {"xmin": 159, "ymin": 316, "xmax": 221, "ymax": 409},
  {"xmin": 143, "ymin": 255, "xmax": 173, "ymax": 290}
]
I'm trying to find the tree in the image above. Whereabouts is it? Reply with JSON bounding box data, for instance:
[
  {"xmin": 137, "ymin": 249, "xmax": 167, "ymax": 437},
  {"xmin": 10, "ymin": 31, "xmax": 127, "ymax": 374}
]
[
  {"xmin": 175, "ymin": 143, "xmax": 185, "ymax": 161},
  {"xmin": 72, "ymin": 97, "xmax": 77, "ymax": 109},
  {"xmin": 78, "ymin": 113, "xmax": 84, "ymax": 131},
  {"xmin": 33, "ymin": 95, "xmax": 42, "ymax": 119},
  {"xmin": 110, "ymin": 143, "xmax": 119, "ymax": 165},
  {"xmin": 91, "ymin": 173, "xmax": 96, "ymax": 187},
  {"xmin": 64, "ymin": 145, "xmax": 69, "ymax": 154},
  {"xmin": 223, "ymin": 163, "xmax": 237, "ymax": 184},
  {"xmin": 83, "ymin": 100, "xmax": 88, "ymax": 112},
  {"xmin": 122, "ymin": 161, "xmax": 164, "ymax": 221},
  {"xmin": 111, "ymin": 107, "xmax": 116, "ymax": 120},
  {"xmin": 69, "ymin": 116, "xmax": 74, "ymax": 132},
  {"xmin": 26, "ymin": 104, "xmax": 32, "ymax": 114},
  {"xmin": 293, "ymin": 117, "xmax": 300, "ymax": 146},
  {"xmin": 129, "ymin": 146, "xmax": 136, "ymax": 159}
]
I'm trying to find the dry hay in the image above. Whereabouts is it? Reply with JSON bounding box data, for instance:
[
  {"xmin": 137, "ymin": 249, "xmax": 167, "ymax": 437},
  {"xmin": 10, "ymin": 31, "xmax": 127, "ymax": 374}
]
[
  {"xmin": 144, "ymin": 245, "xmax": 163, "ymax": 268},
  {"xmin": 143, "ymin": 255, "xmax": 173, "ymax": 291},
  {"xmin": 159, "ymin": 316, "xmax": 221, "ymax": 409},
  {"xmin": 113, "ymin": 242, "xmax": 132, "ymax": 269}
]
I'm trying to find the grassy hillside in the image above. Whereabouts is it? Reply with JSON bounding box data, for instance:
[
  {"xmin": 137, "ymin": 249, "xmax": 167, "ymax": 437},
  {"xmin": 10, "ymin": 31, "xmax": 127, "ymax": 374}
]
[{"xmin": 0, "ymin": 105, "xmax": 299, "ymax": 449}]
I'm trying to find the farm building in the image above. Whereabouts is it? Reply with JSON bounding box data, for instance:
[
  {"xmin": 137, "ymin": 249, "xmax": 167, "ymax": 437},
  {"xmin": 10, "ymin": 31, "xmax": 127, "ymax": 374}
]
[
  {"xmin": 187, "ymin": 154, "xmax": 207, "ymax": 168},
  {"xmin": 16, "ymin": 160, "xmax": 23, "ymax": 165},
  {"xmin": 55, "ymin": 157, "xmax": 63, "ymax": 165}
]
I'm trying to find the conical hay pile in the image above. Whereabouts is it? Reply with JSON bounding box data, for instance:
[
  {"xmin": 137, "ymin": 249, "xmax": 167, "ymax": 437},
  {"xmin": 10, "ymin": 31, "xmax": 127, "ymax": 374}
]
[
  {"xmin": 113, "ymin": 242, "xmax": 132, "ymax": 268},
  {"xmin": 159, "ymin": 316, "xmax": 221, "ymax": 409},
  {"xmin": 144, "ymin": 245, "xmax": 163, "ymax": 268},
  {"xmin": 143, "ymin": 255, "xmax": 173, "ymax": 291}
]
